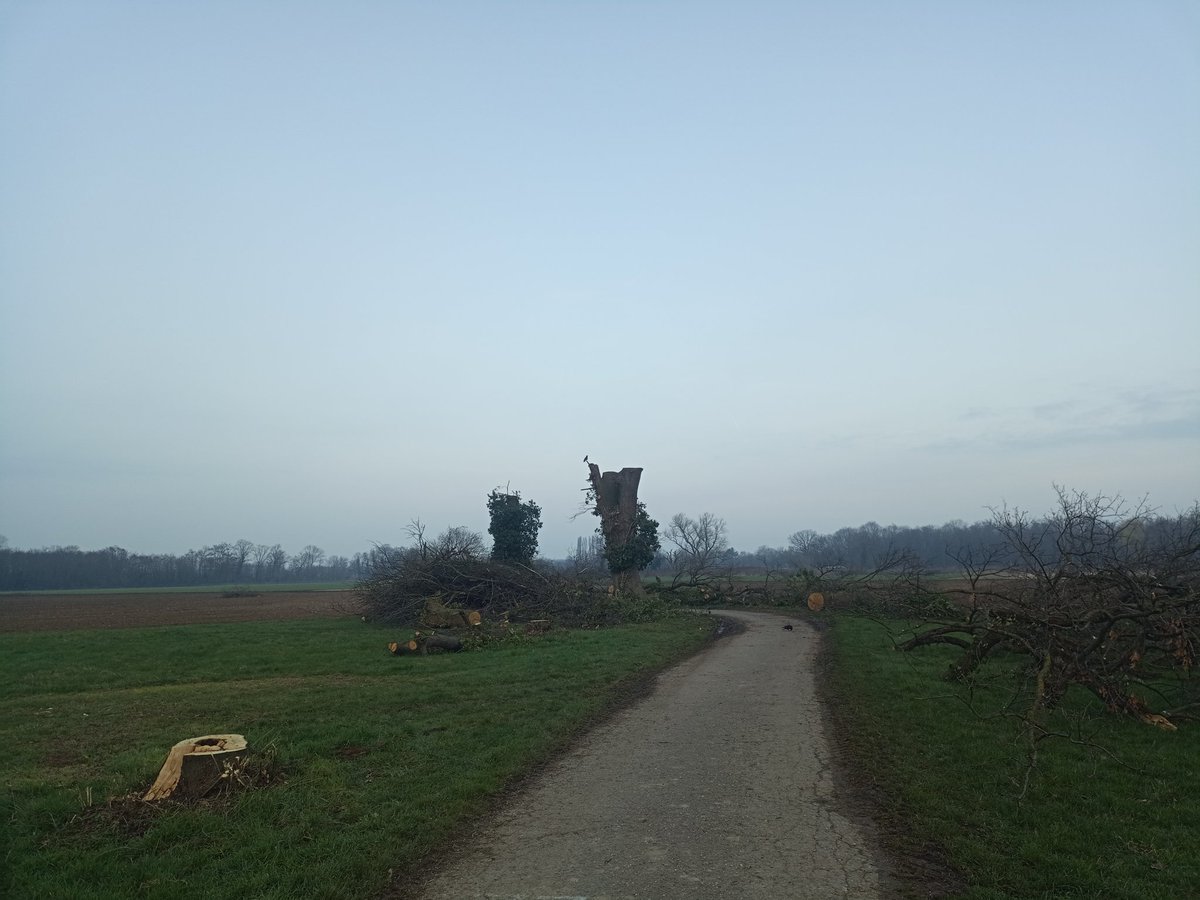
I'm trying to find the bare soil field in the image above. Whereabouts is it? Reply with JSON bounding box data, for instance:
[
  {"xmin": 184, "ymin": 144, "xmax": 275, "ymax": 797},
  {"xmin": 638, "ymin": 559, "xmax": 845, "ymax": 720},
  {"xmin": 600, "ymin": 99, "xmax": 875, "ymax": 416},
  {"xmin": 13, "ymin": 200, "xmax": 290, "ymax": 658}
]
[{"xmin": 0, "ymin": 589, "xmax": 355, "ymax": 633}]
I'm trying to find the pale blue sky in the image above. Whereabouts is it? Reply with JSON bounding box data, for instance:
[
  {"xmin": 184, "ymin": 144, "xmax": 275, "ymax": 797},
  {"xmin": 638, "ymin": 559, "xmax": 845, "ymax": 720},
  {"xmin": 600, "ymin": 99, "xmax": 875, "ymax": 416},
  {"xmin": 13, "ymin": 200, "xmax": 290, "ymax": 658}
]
[{"xmin": 2, "ymin": 1, "xmax": 1197, "ymax": 558}]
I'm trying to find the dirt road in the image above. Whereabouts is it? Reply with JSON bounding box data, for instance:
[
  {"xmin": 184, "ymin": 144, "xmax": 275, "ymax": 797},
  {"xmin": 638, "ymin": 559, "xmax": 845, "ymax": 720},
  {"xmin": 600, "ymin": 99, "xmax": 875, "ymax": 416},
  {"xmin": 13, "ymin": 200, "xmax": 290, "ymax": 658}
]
[{"xmin": 410, "ymin": 609, "xmax": 887, "ymax": 899}]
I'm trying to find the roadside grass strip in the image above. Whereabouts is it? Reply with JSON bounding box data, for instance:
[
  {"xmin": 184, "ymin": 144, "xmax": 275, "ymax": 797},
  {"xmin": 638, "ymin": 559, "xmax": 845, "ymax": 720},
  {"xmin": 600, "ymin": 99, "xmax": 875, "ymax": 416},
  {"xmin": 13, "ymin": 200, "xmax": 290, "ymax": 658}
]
[
  {"xmin": 0, "ymin": 615, "xmax": 715, "ymax": 899},
  {"xmin": 825, "ymin": 614, "xmax": 1200, "ymax": 900}
]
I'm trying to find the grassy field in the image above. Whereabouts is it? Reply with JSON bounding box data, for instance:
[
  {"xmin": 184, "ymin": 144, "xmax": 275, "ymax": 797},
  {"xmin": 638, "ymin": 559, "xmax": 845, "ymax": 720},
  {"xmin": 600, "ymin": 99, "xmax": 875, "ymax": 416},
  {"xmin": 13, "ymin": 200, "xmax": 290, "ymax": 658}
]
[
  {"xmin": 823, "ymin": 614, "xmax": 1200, "ymax": 899},
  {"xmin": 0, "ymin": 613, "xmax": 716, "ymax": 899}
]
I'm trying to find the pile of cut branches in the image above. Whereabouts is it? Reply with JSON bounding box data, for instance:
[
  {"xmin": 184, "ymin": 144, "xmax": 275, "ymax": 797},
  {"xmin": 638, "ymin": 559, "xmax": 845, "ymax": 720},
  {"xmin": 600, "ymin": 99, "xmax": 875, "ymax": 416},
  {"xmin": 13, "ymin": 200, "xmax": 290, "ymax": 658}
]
[
  {"xmin": 356, "ymin": 554, "xmax": 613, "ymax": 627},
  {"xmin": 899, "ymin": 489, "xmax": 1200, "ymax": 731}
]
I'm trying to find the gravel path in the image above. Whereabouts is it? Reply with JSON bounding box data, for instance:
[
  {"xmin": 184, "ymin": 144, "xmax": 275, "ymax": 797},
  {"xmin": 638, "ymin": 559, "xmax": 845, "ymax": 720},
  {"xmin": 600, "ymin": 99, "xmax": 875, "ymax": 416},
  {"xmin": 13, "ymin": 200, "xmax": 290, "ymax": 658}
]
[{"xmin": 410, "ymin": 609, "xmax": 886, "ymax": 899}]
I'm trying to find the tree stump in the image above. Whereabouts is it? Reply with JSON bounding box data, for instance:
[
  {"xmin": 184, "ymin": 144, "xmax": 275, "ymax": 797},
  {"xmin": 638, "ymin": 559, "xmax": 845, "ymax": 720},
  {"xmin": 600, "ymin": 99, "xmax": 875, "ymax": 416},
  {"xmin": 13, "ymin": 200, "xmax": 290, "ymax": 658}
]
[{"xmin": 144, "ymin": 734, "xmax": 248, "ymax": 801}]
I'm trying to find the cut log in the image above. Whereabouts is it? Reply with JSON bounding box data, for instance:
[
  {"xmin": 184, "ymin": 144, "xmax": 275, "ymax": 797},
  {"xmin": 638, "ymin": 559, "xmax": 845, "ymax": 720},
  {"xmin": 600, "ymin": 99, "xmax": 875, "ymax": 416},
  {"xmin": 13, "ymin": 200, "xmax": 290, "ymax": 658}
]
[
  {"xmin": 144, "ymin": 734, "xmax": 248, "ymax": 801},
  {"xmin": 420, "ymin": 633, "xmax": 464, "ymax": 653},
  {"xmin": 420, "ymin": 595, "xmax": 483, "ymax": 628},
  {"xmin": 388, "ymin": 633, "xmax": 464, "ymax": 655}
]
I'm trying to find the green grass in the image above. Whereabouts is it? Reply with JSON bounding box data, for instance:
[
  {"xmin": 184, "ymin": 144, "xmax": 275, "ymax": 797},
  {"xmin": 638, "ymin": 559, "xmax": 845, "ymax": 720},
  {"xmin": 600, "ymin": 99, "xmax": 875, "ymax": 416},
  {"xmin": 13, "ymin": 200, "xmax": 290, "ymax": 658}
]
[
  {"xmin": 824, "ymin": 614, "xmax": 1200, "ymax": 899},
  {"xmin": 0, "ymin": 614, "xmax": 715, "ymax": 899},
  {"xmin": 0, "ymin": 582, "xmax": 355, "ymax": 596}
]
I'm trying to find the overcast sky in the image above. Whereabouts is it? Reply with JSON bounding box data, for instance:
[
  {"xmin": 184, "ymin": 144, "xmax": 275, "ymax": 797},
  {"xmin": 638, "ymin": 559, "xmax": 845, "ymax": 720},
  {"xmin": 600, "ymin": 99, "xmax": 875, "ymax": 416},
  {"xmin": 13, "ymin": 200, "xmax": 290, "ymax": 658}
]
[{"xmin": 1, "ymin": 1, "xmax": 1197, "ymax": 560}]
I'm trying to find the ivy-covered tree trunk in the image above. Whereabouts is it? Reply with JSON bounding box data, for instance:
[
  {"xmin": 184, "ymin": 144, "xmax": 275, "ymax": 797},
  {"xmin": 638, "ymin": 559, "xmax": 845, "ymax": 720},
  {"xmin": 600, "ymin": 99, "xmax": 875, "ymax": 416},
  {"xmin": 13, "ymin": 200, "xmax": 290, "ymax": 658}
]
[
  {"xmin": 611, "ymin": 567, "xmax": 643, "ymax": 595},
  {"xmin": 587, "ymin": 463, "xmax": 647, "ymax": 596}
]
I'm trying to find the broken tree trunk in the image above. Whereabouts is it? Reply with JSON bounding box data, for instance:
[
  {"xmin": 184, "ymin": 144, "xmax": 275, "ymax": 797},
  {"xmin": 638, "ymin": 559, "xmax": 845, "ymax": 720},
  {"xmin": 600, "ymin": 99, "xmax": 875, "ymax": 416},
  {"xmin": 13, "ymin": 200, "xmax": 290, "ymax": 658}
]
[
  {"xmin": 587, "ymin": 462, "xmax": 646, "ymax": 596},
  {"xmin": 144, "ymin": 734, "xmax": 248, "ymax": 801}
]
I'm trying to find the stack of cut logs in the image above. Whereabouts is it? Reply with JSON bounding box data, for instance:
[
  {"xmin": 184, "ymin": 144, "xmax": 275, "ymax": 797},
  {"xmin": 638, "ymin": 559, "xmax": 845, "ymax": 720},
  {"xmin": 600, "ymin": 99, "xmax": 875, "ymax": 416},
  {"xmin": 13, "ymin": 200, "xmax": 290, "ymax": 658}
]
[
  {"xmin": 388, "ymin": 597, "xmax": 481, "ymax": 655},
  {"xmin": 388, "ymin": 632, "xmax": 465, "ymax": 655}
]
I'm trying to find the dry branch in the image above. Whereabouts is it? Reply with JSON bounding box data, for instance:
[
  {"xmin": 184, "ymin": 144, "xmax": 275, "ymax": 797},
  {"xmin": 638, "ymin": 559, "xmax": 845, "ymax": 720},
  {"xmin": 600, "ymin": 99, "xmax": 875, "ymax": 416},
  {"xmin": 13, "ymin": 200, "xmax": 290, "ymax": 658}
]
[
  {"xmin": 899, "ymin": 490, "xmax": 1199, "ymax": 730},
  {"xmin": 358, "ymin": 555, "xmax": 612, "ymax": 628}
]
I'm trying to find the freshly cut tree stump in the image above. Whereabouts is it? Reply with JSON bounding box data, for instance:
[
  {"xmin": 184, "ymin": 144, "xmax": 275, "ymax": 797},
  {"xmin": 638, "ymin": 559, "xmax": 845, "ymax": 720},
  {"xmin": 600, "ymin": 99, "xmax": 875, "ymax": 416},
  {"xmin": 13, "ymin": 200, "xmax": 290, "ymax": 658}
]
[{"xmin": 143, "ymin": 734, "xmax": 248, "ymax": 801}]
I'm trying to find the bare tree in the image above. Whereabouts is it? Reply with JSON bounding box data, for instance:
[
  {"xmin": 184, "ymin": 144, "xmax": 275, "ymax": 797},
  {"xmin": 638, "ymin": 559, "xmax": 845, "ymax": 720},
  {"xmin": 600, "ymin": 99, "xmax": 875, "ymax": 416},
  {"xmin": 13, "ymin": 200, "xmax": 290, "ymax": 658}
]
[
  {"xmin": 663, "ymin": 513, "xmax": 730, "ymax": 587},
  {"xmin": 200, "ymin": 543, "xmax": 237, "ymax": 582},
  {"xmin": 266, "ymin": 545, "xmax": 289, "ymax": 581},
  {"xmin": 232, "ymin": 539, "xmax": 255, "ymax": 582},
  {"xmin": 788, "ymin": 529, "xmax": 820, "ymax": 557},
  {"xmin": 406, "ymin": 519, "xmax": 430, "ymax": 560},
  {"xmin": 252, "ymin": 543, "xmax": 274, "ymax": 582},
  {"xmin": 404, "ymin": 518, "xmax": 486, "ymax": 562},
  {"xmin": 293, "ymin": 545, "xmax": 326, "ymax": 576},
  {"xmin": 568, "ymin": 534, "xmax": 606, "ymax": 578},
  {"xmin": 325, "ymin": 555, "xmax": 351, "ymax": 578},
  {"xmin": 431, "ymin": 526, "xmax": 486, "ymax": 560},
  {"xmin": 754, "ymin": 544, "xmax": 792, "ymax": 594}
]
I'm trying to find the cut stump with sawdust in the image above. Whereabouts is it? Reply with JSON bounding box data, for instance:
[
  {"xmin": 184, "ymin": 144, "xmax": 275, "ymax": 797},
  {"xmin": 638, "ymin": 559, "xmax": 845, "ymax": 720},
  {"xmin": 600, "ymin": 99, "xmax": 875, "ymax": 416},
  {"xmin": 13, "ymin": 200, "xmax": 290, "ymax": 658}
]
[{"xmin": 144, "ymin": 734, "xmax": 248, "ymax": 801}]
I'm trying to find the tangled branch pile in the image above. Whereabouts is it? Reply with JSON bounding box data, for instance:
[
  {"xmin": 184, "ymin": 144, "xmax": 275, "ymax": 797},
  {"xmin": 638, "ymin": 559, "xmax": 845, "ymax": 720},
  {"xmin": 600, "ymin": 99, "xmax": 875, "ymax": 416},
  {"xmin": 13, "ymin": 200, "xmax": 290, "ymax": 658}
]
[{"xmin": 901, "ymin": 489, "xmax": 1200, "ymax": 730}]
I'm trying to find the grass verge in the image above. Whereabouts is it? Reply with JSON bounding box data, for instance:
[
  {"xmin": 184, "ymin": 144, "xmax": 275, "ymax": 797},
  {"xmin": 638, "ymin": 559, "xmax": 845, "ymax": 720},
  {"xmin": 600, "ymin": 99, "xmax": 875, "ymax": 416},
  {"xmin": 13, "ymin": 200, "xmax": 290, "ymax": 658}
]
[
  {"xmin": 0, "ymin": 614, "xmax": 715, "ymax": 899},
  {"xmin": 821, "ymin": 613, "xmax": 1200, "ymax": 899}
]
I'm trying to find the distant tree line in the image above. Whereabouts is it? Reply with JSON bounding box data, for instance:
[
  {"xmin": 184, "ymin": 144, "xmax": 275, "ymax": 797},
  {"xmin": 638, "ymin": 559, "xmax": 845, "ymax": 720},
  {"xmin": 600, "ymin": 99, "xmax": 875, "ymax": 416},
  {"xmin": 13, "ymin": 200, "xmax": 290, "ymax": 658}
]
[
  {"xmin": 760, "ymin": 513, "xmax": 1191, "ymax": 575},
  {"xmin": 750, "ymin": 519, "xmax": 1004, "ymax": 573},
  {"xmin": 0, "ymin": 537, "xmax": 380, "ymax": 592},
  {"xmin": 565, "ymin": 518, "xmax": 1000, "ymax": 579},
  {"xmin": 4, "ymin": 506, "xmax": 1191, "ymax": 592},
  {"xmin": 566, "ymin": 511, "xmax": 1195, "ymax": 581},
  {"xmin": 0, "ymin": 485, "xmax": 548, "ymax": 593}
]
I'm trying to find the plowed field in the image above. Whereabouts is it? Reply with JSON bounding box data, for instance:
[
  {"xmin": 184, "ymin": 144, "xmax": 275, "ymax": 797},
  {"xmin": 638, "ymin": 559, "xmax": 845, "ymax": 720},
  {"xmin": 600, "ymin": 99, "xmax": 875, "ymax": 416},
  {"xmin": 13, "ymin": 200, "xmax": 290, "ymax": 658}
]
[{"xmin": 0, "ymin": 590, "xmax": 354, "ymax": 632}]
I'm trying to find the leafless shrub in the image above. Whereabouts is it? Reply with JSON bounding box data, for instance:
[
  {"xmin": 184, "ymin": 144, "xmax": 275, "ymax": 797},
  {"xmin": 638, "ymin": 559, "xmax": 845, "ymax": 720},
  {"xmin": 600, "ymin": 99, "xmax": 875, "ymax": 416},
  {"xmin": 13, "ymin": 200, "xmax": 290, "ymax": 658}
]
[{"xmin": 661, "ymin": 512, "xmax": 732, "ymax": 587}]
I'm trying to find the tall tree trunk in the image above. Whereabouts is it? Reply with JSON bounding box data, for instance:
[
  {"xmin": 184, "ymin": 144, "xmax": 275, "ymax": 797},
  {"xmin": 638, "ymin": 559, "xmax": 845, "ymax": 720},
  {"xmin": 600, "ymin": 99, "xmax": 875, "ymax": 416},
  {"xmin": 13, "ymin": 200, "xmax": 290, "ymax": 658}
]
[
  {"xmin": 587, "ymin": 463, "xmax": 646, "ymax": 596},
  {"xmin": 612, "ymin": 569, "xmax": 644, "ymax": 595}
]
